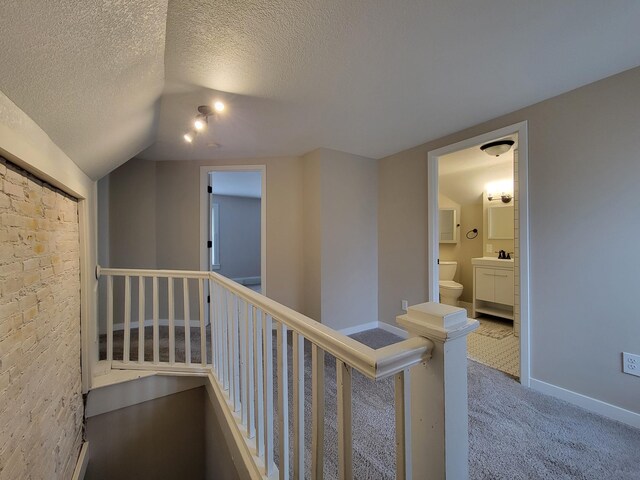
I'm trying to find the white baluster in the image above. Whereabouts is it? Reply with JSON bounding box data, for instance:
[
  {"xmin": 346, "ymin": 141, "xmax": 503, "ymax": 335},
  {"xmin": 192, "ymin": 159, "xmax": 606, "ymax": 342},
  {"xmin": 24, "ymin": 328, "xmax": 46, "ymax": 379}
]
[
  {"xmin": 337, "ymin": 360, "xmax": 353, "ymax": 480},
  {"xmin": 168, "ymin": 277, "xmax": 175, "ymax": 365},
  {"xmin": 106, "ymin": 275, "xmax": 113, "ymax": 363},
  {"xmin": 199, "ymin": 278, "xmax": 206, "ymax": 366},
  {"xmin": 293, "ymin": 332, "xmax": 305, "ymax": 479},
  {"xmin": 123, "ymin": 276, "xmax": 131, "ymax": 363},
  {"xmin": 240, "ymin": 300, "xmax": 248, "ymax": 426},
  {"xmin": 209, "ymin": 278, "xmax": 220, "ymax": 370},
  {"xmin": 253, "ymin": 308, "xmax": 264, "ymax": 456},
  {"xmin": 183, "ymin": 278, "xmax": 191, "ymax": 365},
  {"xmin": 246, "ymin": 304, "xmax": 255, "ymax": 439},
  {"xmin": 263, "ymin": 314, "xmax": 274, "ymax": 476},
  {"xmin": 152, "ymin": 277, "xmax": 159, "ymax": 364},
  {"xmin": 138, "ymin": 276, "xmax": 145, "ymax": 364},
  {"xmin": 312, "ymin": 345, "xmax": 325, "ymax": 480},
  {"xmin": 232, "ymin": 295, "xmax": 241, "ymax": 412},
  {"xmin": 395, "ymin": 369, "xmax": 411, "ymax": 480},
  {"xmin": 228, "ymin": 291, "xmax": 236, "ymax": 402},
  {"xmin": 277, "ymin": 321, "xmax": 289, "ymax": 480},
  {"xmin": 223, "ymin": 289, "xmax": 230, "ymax": 391},
  {"xmin": 218, "ymin": 283, "xmax": 225, "ymax": 378}
]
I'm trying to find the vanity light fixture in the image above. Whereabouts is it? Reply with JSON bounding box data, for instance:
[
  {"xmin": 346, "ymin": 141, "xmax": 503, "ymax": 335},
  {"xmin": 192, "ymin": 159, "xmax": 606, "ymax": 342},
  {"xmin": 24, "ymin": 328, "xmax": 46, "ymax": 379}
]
[
  {"xmin": 480, "ymin": 139, "xmax": 514, "ymax": 157},
  {"xmin": 487, "ymin": 192, "xmax": 513, "ymax": 203},
  {"xmin": 183, "ymin": 102, "xmax": 226, "ymax": 143}
]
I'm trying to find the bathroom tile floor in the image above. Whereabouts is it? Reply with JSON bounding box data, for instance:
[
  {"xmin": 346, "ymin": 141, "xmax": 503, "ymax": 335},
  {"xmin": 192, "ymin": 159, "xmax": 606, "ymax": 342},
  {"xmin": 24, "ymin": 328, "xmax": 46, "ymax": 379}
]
[{"xmin": 466, "ymin": 315, "xmax": 520, "ymax": 378}]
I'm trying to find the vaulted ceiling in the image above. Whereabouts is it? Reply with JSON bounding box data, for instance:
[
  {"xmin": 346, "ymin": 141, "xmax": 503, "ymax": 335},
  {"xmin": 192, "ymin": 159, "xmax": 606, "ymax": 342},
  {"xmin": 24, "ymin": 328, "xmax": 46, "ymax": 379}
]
[{"xmin": 1, "ymin": 1, "xmax": 640, "ymax": 179}]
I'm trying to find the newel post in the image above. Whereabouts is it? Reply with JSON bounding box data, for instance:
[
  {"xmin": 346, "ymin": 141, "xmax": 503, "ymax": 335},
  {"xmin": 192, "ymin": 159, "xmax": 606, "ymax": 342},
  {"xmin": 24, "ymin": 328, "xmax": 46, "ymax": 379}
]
[{"xmin": 397, "ymin": 302, "xmax": 478, "ymax": 480}]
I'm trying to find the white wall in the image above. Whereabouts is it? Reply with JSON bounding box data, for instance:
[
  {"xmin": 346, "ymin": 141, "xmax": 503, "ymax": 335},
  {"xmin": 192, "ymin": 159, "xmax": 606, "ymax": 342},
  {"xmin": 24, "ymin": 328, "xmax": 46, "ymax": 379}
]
[{"xmin": 378, "ymin": 66, "xmax": 640, "ymax": 420}]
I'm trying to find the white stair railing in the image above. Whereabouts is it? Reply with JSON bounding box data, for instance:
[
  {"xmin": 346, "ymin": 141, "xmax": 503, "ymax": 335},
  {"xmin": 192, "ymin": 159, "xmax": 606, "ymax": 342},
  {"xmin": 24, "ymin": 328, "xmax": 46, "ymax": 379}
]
[{"xmin": 97, "ymin": 266, "xmax": 477, "ymax": 480}]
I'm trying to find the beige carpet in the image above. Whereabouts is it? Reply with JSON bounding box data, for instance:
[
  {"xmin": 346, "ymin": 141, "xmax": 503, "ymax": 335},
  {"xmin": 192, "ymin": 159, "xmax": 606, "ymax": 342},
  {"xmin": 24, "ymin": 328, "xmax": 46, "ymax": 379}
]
[{"xmin": 101, "ymin": 328, "xmax": 640, "ymax": 479}]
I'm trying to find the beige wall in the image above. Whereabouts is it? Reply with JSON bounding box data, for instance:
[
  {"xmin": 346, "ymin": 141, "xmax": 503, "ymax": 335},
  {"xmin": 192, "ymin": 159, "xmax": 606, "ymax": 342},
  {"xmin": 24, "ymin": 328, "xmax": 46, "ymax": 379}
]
[
  {"xmin": 86, "ymin": 388, "xmax": 207, "ymax": 479},
  {"xmin": 101, "ymin": 156, "xmax": 304, "ymax": 312},
  {"xmin": 379, "ymin": 66, "xmax": 640, "ymax": 414},
  {"xmin": 301, "ymin": 150, "xmax": 322, "ymax": 321},
  {"xmin": 438, "ymin": 194, "xmax": 483, "ymax": 303},
  {"xmin": 0, "ymin": 158, "xmax": 83, "ymax": 478},
  {"xmin": 107, "ymin": 158, "xmax": 157, "ymax": 268},
  {"xmin": 319, "ymin": 149, "xmax": 378, "ymax": 330},
  {"xmin": 301, "ymin": 149, "xmax": 378, "ymax": 329}
]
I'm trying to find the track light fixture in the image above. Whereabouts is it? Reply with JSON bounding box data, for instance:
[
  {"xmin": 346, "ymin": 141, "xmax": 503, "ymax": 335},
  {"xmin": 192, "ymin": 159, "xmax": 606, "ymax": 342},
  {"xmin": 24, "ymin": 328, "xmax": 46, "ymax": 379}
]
[{"xmin": 183, "ymin": 101, "xmax": 225, "ymax": 143}]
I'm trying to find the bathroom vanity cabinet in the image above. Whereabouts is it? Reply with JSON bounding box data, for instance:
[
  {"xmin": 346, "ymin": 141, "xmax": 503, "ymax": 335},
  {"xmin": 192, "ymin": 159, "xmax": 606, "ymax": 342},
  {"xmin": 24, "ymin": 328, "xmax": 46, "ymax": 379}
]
[{"xmin": 472, "ymin": 257, "xmax": 514, "ymax": 320}]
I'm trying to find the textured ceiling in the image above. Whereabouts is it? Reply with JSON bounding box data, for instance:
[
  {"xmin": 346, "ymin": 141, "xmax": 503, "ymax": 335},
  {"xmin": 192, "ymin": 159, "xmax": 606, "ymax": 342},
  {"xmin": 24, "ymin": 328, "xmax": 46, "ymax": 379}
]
[
  {"xmin": 0, "ymin": 0, "xmax": 167, "ymax": 179},
  {"xmin": 1, "ymin": 1, "xmax": 640, "ymax": 176},
  {"xmin": 140, "ymin": 0, "xmax": 640, "ymax": 161}
]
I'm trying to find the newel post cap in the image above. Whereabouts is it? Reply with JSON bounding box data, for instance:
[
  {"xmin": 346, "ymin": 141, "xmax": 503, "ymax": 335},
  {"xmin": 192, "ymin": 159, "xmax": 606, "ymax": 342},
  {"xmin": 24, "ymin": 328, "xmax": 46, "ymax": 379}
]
[{"xmin": 397, "ymin": 302, "xmax": 478, "ymax": 342}]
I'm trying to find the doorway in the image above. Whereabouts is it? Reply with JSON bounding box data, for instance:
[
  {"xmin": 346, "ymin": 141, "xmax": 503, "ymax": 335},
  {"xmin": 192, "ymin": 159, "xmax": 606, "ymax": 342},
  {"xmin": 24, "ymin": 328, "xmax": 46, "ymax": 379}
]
[
  {"xmin": 200, "ymin": 166, "xmax": 266, "ymax": 295},
  {"xmin": 427, "ymin": 122, "xmax": 530, "ymax": 385}
]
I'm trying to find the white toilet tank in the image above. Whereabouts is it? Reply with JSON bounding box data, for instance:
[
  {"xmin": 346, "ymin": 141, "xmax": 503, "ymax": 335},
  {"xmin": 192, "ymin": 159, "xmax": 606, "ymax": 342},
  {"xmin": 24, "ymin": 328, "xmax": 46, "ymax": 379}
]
[{"xmin": 439, "ymin": 261, "xmax": 457, "ymax": 281}]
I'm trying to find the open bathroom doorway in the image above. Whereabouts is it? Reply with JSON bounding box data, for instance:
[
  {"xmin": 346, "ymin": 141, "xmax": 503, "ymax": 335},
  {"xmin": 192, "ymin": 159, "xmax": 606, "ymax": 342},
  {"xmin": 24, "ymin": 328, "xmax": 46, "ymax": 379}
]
[
  {"xmin": 427, "ymin": 122, "xmax": 530, "ymax": 385},
  {"xmin": 200, "ymin": 165, "xmax": 266, "ymax": 295}
]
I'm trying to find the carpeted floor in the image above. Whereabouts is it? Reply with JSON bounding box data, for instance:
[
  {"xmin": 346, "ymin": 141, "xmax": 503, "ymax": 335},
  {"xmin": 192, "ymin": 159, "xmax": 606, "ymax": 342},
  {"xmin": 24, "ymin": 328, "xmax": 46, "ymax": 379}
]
[{"xmin": 101, "ymin": 328, "xmax": 640, "ymax": 479}]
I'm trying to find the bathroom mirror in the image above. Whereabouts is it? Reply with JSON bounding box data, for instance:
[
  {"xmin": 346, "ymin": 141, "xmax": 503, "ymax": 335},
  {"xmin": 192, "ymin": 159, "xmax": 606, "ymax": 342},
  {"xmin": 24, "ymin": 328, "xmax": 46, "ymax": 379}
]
[
  {"xmin": 488, "ymin": 205, "xmax": 514, "ymax": 239},
  {"xmin": 439, "ymin": 208, "xmax": 458, "ymax": 243}
]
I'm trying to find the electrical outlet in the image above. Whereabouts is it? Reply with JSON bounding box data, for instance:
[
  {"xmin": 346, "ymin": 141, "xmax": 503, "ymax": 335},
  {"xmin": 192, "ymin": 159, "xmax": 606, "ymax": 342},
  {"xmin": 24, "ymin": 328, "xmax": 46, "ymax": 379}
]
[
  {"xmin": 401, "ymin": 300, "xmax": 408, "ymax": 312},
  {"xmin": 486, "ymin": 244, "xmax": 493, "ymax": 253},
  {"xmin": 623, "ymin": 352, "xmax": 640, "ymax": 377}
]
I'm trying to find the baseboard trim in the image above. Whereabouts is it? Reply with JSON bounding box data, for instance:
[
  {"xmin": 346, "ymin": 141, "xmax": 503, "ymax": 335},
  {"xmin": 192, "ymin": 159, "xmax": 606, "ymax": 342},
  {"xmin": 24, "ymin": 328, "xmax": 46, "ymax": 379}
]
[
  {"xmin": 338, "ymin": 321, "xmax": 409, "ymax": 339},
  {"xmin": 530, "ymin": 378, "xmax": 640, "ymax": 429},
  {"xmin": 71, "ymin": 442, "xmax": 89, "ymax": 480},
  {"xmin": 113, "ymin": 319, "xmax": 206, "ymax": 331},
  {"xmin": 339, "ymin": 321, "xmax": 379, "ymax": 336}
]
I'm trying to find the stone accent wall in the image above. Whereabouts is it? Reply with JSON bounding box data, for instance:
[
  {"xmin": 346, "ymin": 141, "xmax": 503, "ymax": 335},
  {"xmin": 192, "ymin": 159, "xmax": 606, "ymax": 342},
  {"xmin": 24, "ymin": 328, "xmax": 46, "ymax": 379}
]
[{"xmin": 0, "ymin": 158, "xmax": 83, "ymax": 478}]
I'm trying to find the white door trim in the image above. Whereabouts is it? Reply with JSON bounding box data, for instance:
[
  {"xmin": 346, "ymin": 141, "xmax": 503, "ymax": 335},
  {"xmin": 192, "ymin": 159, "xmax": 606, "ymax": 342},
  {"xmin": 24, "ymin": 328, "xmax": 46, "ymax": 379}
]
[
  {"xmin": 199, "ymin": 165, "xmax": 267, "ymax": 295},
  {"xmin": 427, "ymin": 121, "xmax": 530, "ymax": 386}
]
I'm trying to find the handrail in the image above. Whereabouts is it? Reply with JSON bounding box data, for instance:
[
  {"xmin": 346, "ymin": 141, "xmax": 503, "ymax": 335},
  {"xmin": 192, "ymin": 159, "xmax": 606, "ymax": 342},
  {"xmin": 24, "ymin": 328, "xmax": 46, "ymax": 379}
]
[{"xmin": 97, "ymin": 266, "xmax": 432, "ymax": 379}]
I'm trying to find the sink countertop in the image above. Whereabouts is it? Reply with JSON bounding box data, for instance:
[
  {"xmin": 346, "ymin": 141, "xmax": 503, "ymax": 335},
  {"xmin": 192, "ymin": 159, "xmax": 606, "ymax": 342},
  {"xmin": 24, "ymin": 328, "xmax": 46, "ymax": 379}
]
[{"xmin": 471, "ymin": 257, "xmax": 514, "ymax": 267}]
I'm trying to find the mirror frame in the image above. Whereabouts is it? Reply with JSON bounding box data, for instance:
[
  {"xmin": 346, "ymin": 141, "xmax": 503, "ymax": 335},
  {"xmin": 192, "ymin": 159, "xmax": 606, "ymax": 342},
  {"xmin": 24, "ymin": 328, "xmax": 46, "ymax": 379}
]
[{"xmin": 439, "ymin": 208, "xmax": 458, "ymax": 244}]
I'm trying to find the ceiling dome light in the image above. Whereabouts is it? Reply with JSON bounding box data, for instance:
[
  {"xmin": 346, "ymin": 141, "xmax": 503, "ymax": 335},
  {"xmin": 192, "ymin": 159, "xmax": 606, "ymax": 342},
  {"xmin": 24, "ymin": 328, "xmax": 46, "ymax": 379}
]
[
  {"xmin": 480, "ymin": 139, "xmax": 514, "ymax": 157},
  {"xmin": 184, "ymin": 133, "xmax": 194, "ymax": 143},
  {"xmin": 194, "ymin": 118, "xmax": 205, "ymax": 131},
  {"xmin": 213, "ymin": 101, "xmax": 225, "ymax": 113}
]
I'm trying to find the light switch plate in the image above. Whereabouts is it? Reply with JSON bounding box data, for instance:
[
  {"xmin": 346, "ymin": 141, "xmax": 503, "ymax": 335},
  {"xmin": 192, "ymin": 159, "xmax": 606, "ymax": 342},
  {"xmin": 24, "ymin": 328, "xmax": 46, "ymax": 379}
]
[
  {"xmin": 401, "ymin": 300, "xmax": 408, "ymax": 312},
  {"xmin": 623, "ymin": 352, "xmax": 640, "ymax": 377},
  {"xmin": 486, "ymin": 244, "xmax": 493, "ymax": 253}
]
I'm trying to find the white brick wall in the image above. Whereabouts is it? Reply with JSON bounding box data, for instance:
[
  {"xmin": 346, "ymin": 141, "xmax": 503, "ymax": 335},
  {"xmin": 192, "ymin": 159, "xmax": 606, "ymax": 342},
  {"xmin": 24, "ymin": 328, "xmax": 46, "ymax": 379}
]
[{"xmin": 0, "ymin": 158, "xmax": 83, "ymax": 479}]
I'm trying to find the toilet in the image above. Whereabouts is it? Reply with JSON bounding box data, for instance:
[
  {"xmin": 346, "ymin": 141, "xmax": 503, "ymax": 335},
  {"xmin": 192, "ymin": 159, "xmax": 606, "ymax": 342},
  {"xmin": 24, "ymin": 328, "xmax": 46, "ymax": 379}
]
[{"xmin": 439, "ymin": 261, "xmax": 464, "ymax": 306}]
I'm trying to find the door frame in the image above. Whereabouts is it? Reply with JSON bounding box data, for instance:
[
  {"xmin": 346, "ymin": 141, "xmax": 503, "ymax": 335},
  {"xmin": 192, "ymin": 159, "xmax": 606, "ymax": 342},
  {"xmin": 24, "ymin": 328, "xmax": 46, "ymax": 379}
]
[
  {"xmin": 199, "ymin": 165, "xmax": 267, "ymax": 295},
  {"xmin": 427, "ymin": 121, "xmax": 530, "ymax": 386}
]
